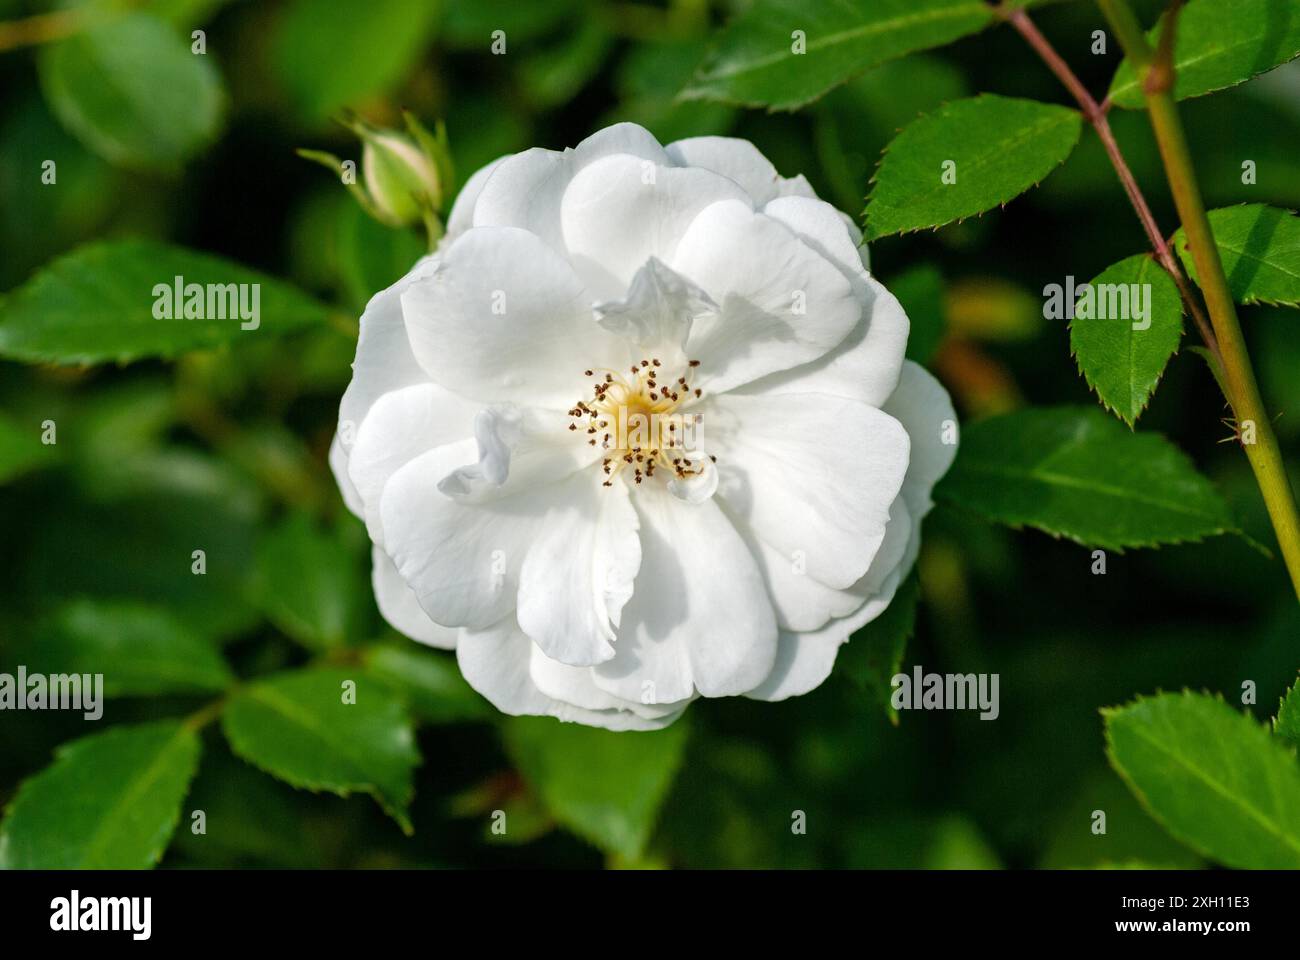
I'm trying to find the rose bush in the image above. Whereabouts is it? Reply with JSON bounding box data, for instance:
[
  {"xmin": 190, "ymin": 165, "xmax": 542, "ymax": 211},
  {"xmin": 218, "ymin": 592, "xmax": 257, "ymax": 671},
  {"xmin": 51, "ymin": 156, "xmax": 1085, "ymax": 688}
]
[{"xmin": 330, "ymin": 122, "xmax": 956, "ymax": 730}]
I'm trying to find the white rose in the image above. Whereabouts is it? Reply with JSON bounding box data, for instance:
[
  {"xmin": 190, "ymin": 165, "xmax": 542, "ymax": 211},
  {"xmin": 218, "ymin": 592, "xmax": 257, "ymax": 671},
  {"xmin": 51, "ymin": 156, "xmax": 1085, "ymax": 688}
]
[{"xmin": 330, "ymin": 123, "xmax": 957, "ymax": 731}]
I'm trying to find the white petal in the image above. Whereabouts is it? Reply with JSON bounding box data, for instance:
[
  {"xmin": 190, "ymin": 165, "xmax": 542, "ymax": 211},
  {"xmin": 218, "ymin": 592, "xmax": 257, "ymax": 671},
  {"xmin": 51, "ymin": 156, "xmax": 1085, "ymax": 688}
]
[
  {"xmin": 747, "ymin": 196, "xmax": 906, "ymax": 406},
  {"xmin": 401, "ymin": 226, "xmax": 627, "ymax": 408},
  {"xmin": 472, "ymin": 122, "xmax": 670, "ymax": 253},
  {"xmin": 561, "ymin": 154, "xmax": 750, "ymax": 299},
  {"xmin": 347, "ymin": 383, "xmax": 479, "ymax": 543},
  {"xmin": 750, "ymin": 364, "xmax": 958, "ymax": 700},
  {"xmin": 762, "ymin": 196, "xmax": 863, "ymax": 280},
  {"xmin": 593, "ymin": 257, "xmax": 716, "ymax": 369},
  {"xmin": 744, "ymin": 630, "xmax": 842, "ymax": 702},
  {"xmin": 334, "ymin": 257, "xmax": 441, "ymax": 519},
  {"xmin": 667, "ymin": 136, "xmax": 816, "ymax": 206},
  {"xmin": 729, "ymin": 278, "xmax": 907, "ymax": 408},
  {"xmin": 775, "ymin": 173, "xmax": 818, "ymax": 201},
  {"xmin": 839, "ymin": 212, "xmax": 870, "ymax": 272},
  {"xmin": 457, "ymin": 617, "xmax": 687, "ymax": 730},
  {"xmin": 706, "ymin": 391, "xmax": 909, "ymax": 589},
  {"xmin": 371, "ymin": 546, "xmax": 458, "ymax": 649},
  {"xmin": 745, "ymin": 531, "xmax": 875, "ymax": 633},
  {"xmin": 665, "ymin": 450, "xmax": 719, "ymax": 504},
  {"xmin": 774, "ymin": 538, "xmax": 920, "ymax": 666},
  {"xmin": 330, "ymin": 431, "xmax": 364, "ymax": 519},
  {"xmin": 380, "ymin": 411, "xmax": 596, "ymax": 630},
  {"xmin": 594, "ymin": 483, "xmax": 777, "ymax": 702},
  {"xmin": 745, "ymin": 500, "xmax": 916, "ymax": 702},
  {"xmin": 337, "ymin": 255, "xmax": 439, "ymax": 447},
  {"xmin": 516, "ymin": 471, "xmax": 641, "ymax": 666},
  {"xmin": 436, "ymin": 406, "xmax": 596, "ymax": 502},
  {"xmin": 671, "ymin": 200, "xmax": 860, "ymax": 395},
  {"xmin": 379, "ymin": 438, "xmax": 538, "ymax": 629},
  {"xmin": 445, "ymin": 155, "xmax": 506, "ymax": 239},
  {"xmin": 528, "ymin": 644, "xmax": 683, "ymax": 720},
  {"xmin": 885, "ymin": 360, "xmax": 959, "ymax": 503}
]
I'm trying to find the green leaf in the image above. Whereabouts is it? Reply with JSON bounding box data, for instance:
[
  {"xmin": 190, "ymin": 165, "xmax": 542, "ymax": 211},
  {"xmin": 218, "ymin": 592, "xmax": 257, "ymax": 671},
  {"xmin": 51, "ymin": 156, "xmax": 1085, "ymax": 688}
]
[
  {"xmin": 222, "ymin": 668, "xmax": 419, "ymax": 832},
  {"xmin": 22, "ymin": 472, "xmax": 261, "ymax": 642},
  {"xmin": 837, "ymin": 573, "xmax": 919, "ymax": 723},
  {"xmin": 22, "ymin": 600, "xmax": 233, "ymax": 697},
  {"xmin": 504, "ymin": 716, "xmax": 689, "ymax": 859},
  {"xmin": 680, "ymin": 0, "xmax": 994, "ymax": 111},
  {"xmin": 253, "ymin": 514, "xmax": 364, "ymax": 649},
  {"xmin": 609, "ymin": 39, "xmax": 737, "ymax": 144},
  {"xmin": 846, "ymin": 814, "xmax": 1002, "ymax": 868},
  {"xmin": 1277, "ymin": 677, "xmax": 1300, "ymax": 747},
  {"xmin": 814, "ymin": 54, "xmax": 971, "ymax": 218},
  {"xmin": 442, "ymin": 0, "xmax": 580, "ymax": 49},
  {"xmin": 275, "ymin": 0, "xmax": 442, "ymax": 119},
  {"xmin": 934, "ymin": 406, "xmax": 1237, "ymax": 550},
  {"xmin": 38, "ymin": 14, "xmax": 223, "ymax": 168},
  {"xmin": 0, "ymin": 412, "xmax": 57, "ymax": 485},
  {"xmin": 519, "ymin": 19, "xmax": 614, "ymax": 109},
  {"xmin": 1109, "ymin": 0, "xmax": 1300, "ymax": 108},
  {"xmin": 1104, "ymin": 691, "xmax": 1300, "ymax": 869},
  {"xmin": 363, "ymin": 643, "xmax": 490, "ymax": 725},
  {"xmin": 336, "ymin": 203, "xmax": 425, "ymax": 313},
  {"xmin": 891, "ymin": 264, "xmax": 947, "ymax": 365},
  {"xmin": 171, "ymin": 747, "xmax": 326, "ymax": 867},
  {"xmin": 0, "ymin": 98, "xmax": 115, "ymax": 288},
  {"xmin": 0, "ymin": 240, "xmax": 333, "ymax": 365},
  {"xmin": 864, "ymin": 95, "xmax": 1083, "ymax": 239},
  {"xmin": 1069, "ymin": 254, "xmax": 1184, "ymax": 425},
  {"xmin": 1173, "ymin": 204, "xmax": 1300, "ymax": 306},
  {"xmin": 0, "ymin": 720, "xmax": 200, "ymax": 868},
  {"xmin": 449, "ymin": 775, "xmax": 555, "ymax": 846}
]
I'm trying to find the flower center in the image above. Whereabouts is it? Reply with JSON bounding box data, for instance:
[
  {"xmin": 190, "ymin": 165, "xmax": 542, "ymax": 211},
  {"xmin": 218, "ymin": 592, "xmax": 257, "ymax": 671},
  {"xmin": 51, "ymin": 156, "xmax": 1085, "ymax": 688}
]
[{"xmin": 568, "ymin": 357, "xmax": 714, "ymax": 488}]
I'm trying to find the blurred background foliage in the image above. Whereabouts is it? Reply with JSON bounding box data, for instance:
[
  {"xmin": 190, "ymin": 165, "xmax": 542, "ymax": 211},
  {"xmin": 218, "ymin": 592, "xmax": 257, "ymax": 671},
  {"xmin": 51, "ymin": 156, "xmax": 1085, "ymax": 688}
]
[{"xmin": 0, "ymin": 0, "xmax": 1297, "ymax": 869}]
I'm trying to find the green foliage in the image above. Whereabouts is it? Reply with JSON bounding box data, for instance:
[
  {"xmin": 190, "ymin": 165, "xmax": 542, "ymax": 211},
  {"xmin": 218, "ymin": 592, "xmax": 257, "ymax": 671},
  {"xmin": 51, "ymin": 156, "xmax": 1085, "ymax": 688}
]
[
  {"xmin": 0, "ymin": 411, "xmax": 56, "ymax": 485},
  {"xmin": 441, "ymin": 0, "xmax": 579, "ymax": 48},
  {"xmin": 172, "ymin": 747, "xmax": 327, "ymax": 867},
  {"xmin": 837, "ymin": 574, "xmax": 919, "ymax": 722},
  {"xmin": 0, "ymin": 0, "xmax": 1297, "ymax": 874},
  {"xmin": 253, "ymin": 513, "xmax": 364, "ymax": 649},
  {"xmin": 608, "ymin": 39, "xmax": 736, "ymax": 143},
  {"xmin": 362, "ymin": 643, "xmax": 490, "ymax": 725},
  {"xmin": 864, "ymin": 95, "xmax": 1082, "ymax": 239},
  {"xmin": 1174, "ymin": 204, "xmax": 1300, "ymax": 307},
  {"xmin": 1277, "ymin": 678, "xmax": 1300, "ymax": 747},
  {"xmin": 519, "ymin": 19, "xmax": 614, "ymax": 110},
  {"xmin": 1109, "ymin": 0, "xmax": 1300, "ymax": 108},
  {"xmin": 504, "ymin": 716, "xmax": 689, "ymax": 859},
  {"xmin": 681, "ymin": 0, "xmax": 993, "ymax": 111},
  {"xmin": 891, "ymin": 265, "xmax": 947, "ymax": 365},
  {"xmin": 813, "ymin": 54, "xmax": 970, "ymax": 215},
  {"xmin": 1069, "ymin": 254, "xmax": 1184, "ymax": 425},
  {"xmin": 336, "ymin": 203, "xmax": 427, "ymax": 312},
  {"xmin": 936, "ymin": 407, "xmax": 1237, "ymax": 550},
  {"xmin": 1104, "ymin": 691, "xmax": 1300, "ymax": 869},
  {"xmin": 20, "ymin": 475, "xmax": 261, "ymax": 642},
  {"xmin": 38, "ymin": 14, "xmax": 223, "ymax": 168},
  {"xmin": 0, "ymin": 241, "xmax": 332, "ymax": 364},
  {"xmin": 274, "ymin": 0, "xmax": 442, "ymax": 119},
  {"xmin": 221, "ymin": 668, "xmax": 419, "ymax": 832},
  {"xmin": 22, "ymin": 599, "xmax": 233, "ymax": 697},
  {"xmin": 0, "ymin": 721, "xmax": 200, "ymax": 869},
  {"xmin": 845, "ymin": 814, "xmax": 1002, "ymax": 869}
]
